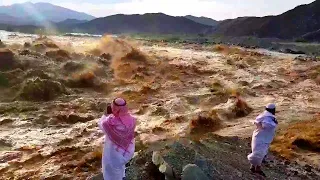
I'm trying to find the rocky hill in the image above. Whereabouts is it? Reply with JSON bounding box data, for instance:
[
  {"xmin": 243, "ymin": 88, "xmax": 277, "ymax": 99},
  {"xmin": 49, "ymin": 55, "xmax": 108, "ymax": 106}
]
[
  {"xmin": 72, "ymin": 13, "xmax": 212, "ymax": 34},
  {"xmin": 215, "ymin": 0, "xmax": 320, "ymax": 41}
]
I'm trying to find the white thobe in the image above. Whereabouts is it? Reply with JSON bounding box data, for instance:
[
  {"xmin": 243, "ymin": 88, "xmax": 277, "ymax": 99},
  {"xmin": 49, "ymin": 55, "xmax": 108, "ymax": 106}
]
[
  {"xmin": 248, "ymin": 111, "xmax": 277, "ymax": 166},
  {"xmin": 98, "ymin": 115, "xmax": 135, "ymax": 180}
]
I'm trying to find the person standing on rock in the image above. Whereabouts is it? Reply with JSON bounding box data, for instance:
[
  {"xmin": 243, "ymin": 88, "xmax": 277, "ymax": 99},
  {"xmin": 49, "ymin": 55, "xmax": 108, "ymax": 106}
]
[
  {"xmin": 98, "ymin": 98, "xmax": 136, "ymax": 180},
  {"xmin": 248, "ymin": 103, "xmax": 278, "ymax": 177}
]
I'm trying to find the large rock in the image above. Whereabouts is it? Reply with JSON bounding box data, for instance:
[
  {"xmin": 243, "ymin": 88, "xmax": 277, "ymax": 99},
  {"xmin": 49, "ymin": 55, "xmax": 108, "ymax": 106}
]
[
  {"xmin": 182, "ymin": 164, "xmax": 209, "ymax": 180},
  {"xmin": 17, "ymin": 78, "xmax": 67, "ymax": 101},
  {"xmin": 0, "ymin": 48, "xmax": 15, "ymax": 70}
]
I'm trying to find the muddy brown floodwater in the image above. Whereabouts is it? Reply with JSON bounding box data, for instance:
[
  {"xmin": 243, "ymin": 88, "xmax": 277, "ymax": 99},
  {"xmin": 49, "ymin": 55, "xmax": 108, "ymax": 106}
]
[{"xmin": 0, "ymin": 32, "xmax": 319, "ymax": 179}]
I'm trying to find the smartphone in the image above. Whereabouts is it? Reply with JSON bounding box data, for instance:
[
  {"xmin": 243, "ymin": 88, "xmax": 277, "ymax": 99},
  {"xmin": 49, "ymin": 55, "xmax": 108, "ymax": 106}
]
[{"xmin": 106, "ymin": 103, "xmax": 112, "ymax": 114}]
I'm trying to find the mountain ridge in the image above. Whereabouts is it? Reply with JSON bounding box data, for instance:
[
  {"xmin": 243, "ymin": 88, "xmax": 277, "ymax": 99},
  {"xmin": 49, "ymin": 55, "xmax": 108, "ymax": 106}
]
[
  {"xmin": 0, "ymin": 2, "xmax": 95, "ymax": 25},
  {"xmin": 184, "ymin": 15, "xmax": 219, "ymax": 26}
]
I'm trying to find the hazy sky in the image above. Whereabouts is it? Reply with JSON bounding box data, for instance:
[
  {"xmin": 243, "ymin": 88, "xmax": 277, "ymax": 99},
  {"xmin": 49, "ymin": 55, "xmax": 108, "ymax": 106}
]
[{"xmin": 0, "ymin": 0, "xmax": 315, "ymax": 20}]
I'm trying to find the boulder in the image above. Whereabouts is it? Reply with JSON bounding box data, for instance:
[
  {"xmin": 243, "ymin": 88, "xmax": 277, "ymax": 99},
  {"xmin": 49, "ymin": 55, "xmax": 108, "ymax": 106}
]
[
  {"xmin": 0, "ymin": 48, "xmax": 15, "ymax": 70},
  {"xmin": 182, "ymin": 164, "xmax": 209, "ymax": 180},
  {"xmin": 126, "ymin": 151, "xmax": 166, "ymax": 180},
  {"xmin": 17, "ymin": 78, "xmax": 67, "ymax": 101}
]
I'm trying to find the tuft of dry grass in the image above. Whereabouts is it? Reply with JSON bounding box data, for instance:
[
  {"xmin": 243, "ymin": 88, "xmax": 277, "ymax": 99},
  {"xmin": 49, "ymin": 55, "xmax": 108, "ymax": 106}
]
[{"xmin": 271, "ymin": 115, "xmax": 320, "ymax": 159}]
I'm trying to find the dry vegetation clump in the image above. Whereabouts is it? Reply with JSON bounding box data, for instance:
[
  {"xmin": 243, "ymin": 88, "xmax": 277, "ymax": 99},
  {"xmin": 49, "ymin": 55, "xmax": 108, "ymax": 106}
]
[
  {"xmin": 271, "ymin": 115, "xmax": 320, "ymax": 159},
  {"xmin": 189, "ymin": 110, "xmax": 222, "ymax": 135}
]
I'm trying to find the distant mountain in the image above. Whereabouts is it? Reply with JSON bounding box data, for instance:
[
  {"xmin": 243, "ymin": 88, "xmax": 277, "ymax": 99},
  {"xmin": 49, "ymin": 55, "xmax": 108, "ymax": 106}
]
[
  {"xmin": 0, "ymin": 13, "xmax": 31, "ymax": 25},
  {"xmin": 72, "ymin": 13, "xmax": 212, "ymax": 34},
  {"xmin": 214, "ymin": 0, "xmax": 320, "ymax": 41},
  {"xmin": 185, "ymin": 15, "xmax": 219, "ymax": 26},
  {"xmin": 57, "ymin": 19, "xmax": 88, "ymax": 26},
  {"xmin": 0, "ymin": 2, "xmax": 95, "ymax": 25}
]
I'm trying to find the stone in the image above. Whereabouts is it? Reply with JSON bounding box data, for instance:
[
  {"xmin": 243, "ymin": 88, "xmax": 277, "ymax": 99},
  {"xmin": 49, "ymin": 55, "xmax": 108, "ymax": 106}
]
[{"xmin": 181, "ymin": 164, "xmax": 209, "ymax": 180}]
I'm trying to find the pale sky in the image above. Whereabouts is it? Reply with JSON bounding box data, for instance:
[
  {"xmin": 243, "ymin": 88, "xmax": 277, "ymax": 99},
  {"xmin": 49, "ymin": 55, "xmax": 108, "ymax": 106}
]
[{"xmin": 0, "ymin": 0, "xmax": 315, "ymax": 20}]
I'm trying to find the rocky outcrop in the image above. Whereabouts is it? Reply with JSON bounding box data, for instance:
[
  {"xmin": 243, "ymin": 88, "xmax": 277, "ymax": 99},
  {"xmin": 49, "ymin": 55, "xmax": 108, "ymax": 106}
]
[{"xmin": 125, "ymin": 134, "xmax": 320, "ymax": 180}]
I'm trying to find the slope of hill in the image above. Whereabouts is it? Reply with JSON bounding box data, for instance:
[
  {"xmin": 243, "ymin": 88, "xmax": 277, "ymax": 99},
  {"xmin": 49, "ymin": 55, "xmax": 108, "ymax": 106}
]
[
  {"xmin": 185, "ymin": 15, "xmax": 219, "ymax": 26},
  {"xmin": 73, "ymin": 13, "xmax": 212, "ymax": 34},
  {"xmin": 215, "ymin": 0, "xmax": 320, "ymax": 40},
  {"xmin": 0, "ymin": 13, "xmax": 33, "ymax": 25},
  {"xmin": 0, "ymin": 2, "xmax": 95, "ymax": 25},
  {"xmin": 301, "ymin": 29, "xmax": 320, "ymax": 42}
]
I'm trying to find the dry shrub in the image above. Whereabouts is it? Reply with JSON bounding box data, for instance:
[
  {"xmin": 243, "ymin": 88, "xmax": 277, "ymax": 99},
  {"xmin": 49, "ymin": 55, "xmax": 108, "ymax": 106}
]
[
  {"xmin": 189, "ymin": 110, "xmax": 222, "ymax": 135},
  {"xmin": 271, "ymin": 115, "xmax": 320, "ymax": 159}
]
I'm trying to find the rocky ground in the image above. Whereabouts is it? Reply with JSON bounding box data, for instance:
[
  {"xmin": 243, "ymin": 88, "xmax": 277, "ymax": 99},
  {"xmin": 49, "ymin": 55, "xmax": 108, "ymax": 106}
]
[{"xmin": 0, "ymin": 32, "xmax": 319, "ymax": 179}]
